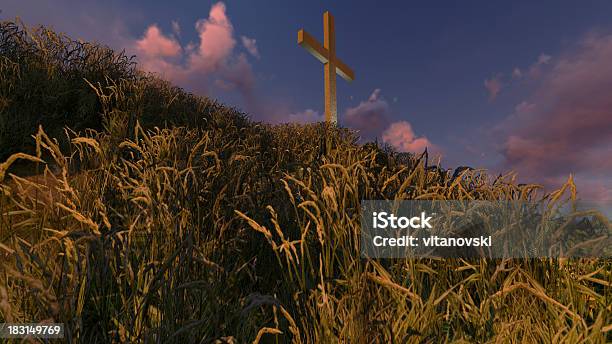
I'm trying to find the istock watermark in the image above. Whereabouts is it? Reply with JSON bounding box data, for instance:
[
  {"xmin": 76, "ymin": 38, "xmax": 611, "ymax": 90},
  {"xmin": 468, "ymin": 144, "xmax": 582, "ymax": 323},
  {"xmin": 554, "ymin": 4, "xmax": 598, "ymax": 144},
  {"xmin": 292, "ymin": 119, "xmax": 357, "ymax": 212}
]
[
  {"xmin": 372, "ymin": 211, "xmax": 433, "ymax": 229},
  {"xmin": 360, "ymin": 200, "xmax": 612, "ymax": 258}
]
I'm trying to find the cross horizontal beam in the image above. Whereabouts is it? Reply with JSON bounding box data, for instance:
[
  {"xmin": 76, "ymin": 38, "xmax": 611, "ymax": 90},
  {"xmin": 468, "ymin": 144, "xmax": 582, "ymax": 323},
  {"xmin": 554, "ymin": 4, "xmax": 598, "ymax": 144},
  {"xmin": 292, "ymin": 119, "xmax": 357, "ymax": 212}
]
[{"xmin": 297, "ymin": 29, "xmax": 355, "ymax": 82}]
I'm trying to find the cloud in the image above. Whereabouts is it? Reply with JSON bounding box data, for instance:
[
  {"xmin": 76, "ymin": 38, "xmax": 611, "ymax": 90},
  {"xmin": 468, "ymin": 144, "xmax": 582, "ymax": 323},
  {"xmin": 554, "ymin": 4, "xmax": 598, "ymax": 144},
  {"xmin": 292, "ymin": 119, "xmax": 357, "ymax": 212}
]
[
  {"xmin": 526, "ymin": 53, "xmax": 552, "ymax": 78},
  {"xmin": 382, "ymin": 121, "xmax": 439, "ymax": 156},
  {"xmin": 217, "ymin": 54, "xmax": 255, "ymax": 91},
  {"xmin": 514, "ymin": 101, "xmax": 535, "ymax": 114},
  {"xmin": 511, "ymin": 53, "xmax": 553, "ymax": 81},
  {"xmin": 484, "ymin": 75, "xmax": 502, "ymax": 100},
  {"xmin": 574, "ymin": 179, "xmax": 612, "ymax": 203},
  {"xmin": 129, "ymin": 2, "xmax": 259, "ymax": 108},
  {"xmin": 241, "ymin": 36, "xmax": 260, "ymax": 58},
  {"xmin": 187, "ymin": 2, "xmax": 236, "ymax": 75},
  {"xmin": 368, "ymin": 89, "xmax": 381, "ymax": 102},
  {"xmin": 288, "ymin": 109, "xmax": 324, "ymax": 123},
  {"xmin": 536, "ymin": 53, "xmax": 552, "ymax": 65},
  {"xmin": 498, "ymin": 34, "xmax": 612, "ymax": 200},
  {"xmin": 344, "ymin": 89, "xmax": 391, "ymax": 139},
  {"xmin": 134, "ymin": 25, "xmax": 184, "ymax": 80},
  {"xmin": 490, "ymin": 53, "xmax": 552, "ymax": 100},
  {"xmin": 342, "ymin": 89, "xmax": 440, "ymax": 157},
  {"xmin": 171, "ymin": 20, "xmax": 181, "ymax": 37},
  {"xmin": 136, "ymin": 25, "xmax": 181, "ymax": 58}
]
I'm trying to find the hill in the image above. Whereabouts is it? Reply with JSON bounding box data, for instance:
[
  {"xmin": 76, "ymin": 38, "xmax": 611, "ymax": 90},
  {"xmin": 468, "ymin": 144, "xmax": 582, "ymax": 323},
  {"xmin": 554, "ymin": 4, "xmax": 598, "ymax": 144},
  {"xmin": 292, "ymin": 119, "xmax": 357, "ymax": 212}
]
[{"xmin": 0, "ymin": 21, "xmax": 610, "ymax": 343}]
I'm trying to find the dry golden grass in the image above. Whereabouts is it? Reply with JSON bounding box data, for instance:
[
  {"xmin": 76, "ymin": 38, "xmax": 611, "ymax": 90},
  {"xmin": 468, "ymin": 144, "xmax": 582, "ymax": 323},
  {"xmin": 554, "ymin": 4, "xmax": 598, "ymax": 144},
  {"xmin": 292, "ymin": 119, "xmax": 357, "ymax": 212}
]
[{"xmin": 0, "ymin": 120, "xmax": 610, "ymax": 343}]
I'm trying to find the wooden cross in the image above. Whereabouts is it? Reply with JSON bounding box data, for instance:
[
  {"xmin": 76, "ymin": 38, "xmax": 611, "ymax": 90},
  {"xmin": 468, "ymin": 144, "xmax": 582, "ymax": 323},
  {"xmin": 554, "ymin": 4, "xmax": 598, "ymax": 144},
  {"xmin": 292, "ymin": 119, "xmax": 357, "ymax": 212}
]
[{"xmin": 298, "ymin": 11, "xmax": 355, "ymax": 125}]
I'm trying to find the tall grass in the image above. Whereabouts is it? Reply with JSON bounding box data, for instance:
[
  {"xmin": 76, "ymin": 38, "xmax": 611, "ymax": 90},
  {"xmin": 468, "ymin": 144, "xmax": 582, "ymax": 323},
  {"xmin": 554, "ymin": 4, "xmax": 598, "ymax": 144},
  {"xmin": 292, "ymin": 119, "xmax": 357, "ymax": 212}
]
[
  {"xmin": 0, "ymin": 20, "xmax": 610, "ymax": 343},
  {"xmin": 0, "ymin": 20, "xmax": 246, "ymax": 161}
]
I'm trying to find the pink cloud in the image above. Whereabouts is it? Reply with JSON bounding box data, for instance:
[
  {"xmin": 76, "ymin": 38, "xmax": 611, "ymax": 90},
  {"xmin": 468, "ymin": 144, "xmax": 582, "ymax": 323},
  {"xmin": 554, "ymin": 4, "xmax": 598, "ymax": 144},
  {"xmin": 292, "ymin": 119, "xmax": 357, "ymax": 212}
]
[
  {"xmin": 214, "ymin": 55, "xmax": 256, "ymax": 97},
  {"xmin": 188, "ymin": 2, "xmax": 235, "ymax": 74},
  {"xmin": 129, "ymin": 2, "xmax": 259, "ymax": 109},
  {"xmin": 241, "ymin": 36, "xmax": 260, "ymax": 58},
  {"xmin": 344, "ymin": 89, "xmax": 391, "ymax": 139},
  {"xmin": 343, "ymin": 90, "xmax": 440, "ymax": 157},
  {"xmin": 498, "ymin": 34, "xmax": 612, "ymax": 201},
  {"xmin": 484, "ymin": 75, "xmax": 502, "ymax": 100},
  {"xmin": 526, "ymin": 53, "xmax": 552, "ymax": 78},
  {"xmin": 134, "ymin": 25, "xmax": 184, "ymax": 79},
  {"xmin": 382, "ymin": 121, "xmax": 439, "ymax": 156},
  {"xmin": 136, "ymin": 25, "xmax": 181, "ymax": 58}
]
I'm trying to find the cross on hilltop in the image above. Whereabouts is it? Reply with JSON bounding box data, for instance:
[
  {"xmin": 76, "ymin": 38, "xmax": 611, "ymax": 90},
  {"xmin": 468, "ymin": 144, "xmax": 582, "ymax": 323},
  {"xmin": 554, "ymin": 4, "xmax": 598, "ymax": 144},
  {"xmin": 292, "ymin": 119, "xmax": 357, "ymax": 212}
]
[{"xmin": 298, "ymin": 11, "xmax": 355, "ymax": 125}]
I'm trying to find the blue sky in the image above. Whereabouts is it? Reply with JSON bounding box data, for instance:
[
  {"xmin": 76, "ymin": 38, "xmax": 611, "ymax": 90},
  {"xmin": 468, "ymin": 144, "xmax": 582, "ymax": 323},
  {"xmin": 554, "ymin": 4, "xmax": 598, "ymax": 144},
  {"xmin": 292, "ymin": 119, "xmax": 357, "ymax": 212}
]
[{"xmin": 3, "ymin": 1, "xmax": 612, "ymax": 201}]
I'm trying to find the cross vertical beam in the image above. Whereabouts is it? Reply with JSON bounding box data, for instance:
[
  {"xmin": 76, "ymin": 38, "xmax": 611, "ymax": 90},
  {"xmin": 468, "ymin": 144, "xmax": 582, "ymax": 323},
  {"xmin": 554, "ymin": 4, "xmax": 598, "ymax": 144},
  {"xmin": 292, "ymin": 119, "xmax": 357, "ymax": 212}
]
[
  {"xmin": 323, "ymin": 12, "xmax": 337, "ymax": 124},
  {"xmin": 298, "ymin": 11, "xmax": 355, "ymax": 126}
]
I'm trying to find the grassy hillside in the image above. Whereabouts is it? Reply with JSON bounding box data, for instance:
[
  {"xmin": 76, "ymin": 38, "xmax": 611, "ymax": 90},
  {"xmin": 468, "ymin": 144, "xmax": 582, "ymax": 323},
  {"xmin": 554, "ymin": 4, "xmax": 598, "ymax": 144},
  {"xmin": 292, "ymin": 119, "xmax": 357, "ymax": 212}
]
[{"xmin": 0, "ymin": 21, "xmax": 611, "ymax": 343}]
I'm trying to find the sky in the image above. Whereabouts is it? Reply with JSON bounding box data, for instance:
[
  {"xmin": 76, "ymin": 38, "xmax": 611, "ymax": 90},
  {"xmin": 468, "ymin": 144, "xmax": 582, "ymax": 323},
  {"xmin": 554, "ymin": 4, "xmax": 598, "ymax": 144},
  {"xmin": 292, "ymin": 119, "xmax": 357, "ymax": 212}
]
[{"xmin": 2, "ymin": 0, "xmax": 611, "ymax": 203}]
